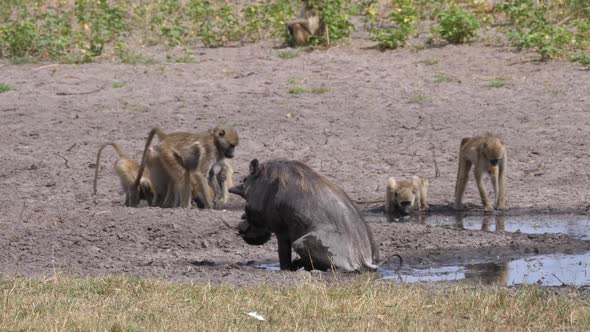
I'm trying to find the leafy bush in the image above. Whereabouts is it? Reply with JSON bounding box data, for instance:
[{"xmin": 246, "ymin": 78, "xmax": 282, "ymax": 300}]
[
  {"xmin": 369, "ymin": 0, "xmax": 417, "ymax": 49},
  {"xmin": 317, "ymin": 0, "xmax": 355, "ymax": 45},
  {"xmin": 436, "ymin": 4, "xmax": 480, "ymax": 44}
]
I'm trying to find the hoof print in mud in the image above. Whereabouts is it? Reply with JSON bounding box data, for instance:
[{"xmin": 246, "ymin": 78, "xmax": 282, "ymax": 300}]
[{"xmin": 229, "ymin": 159, "xmax": 379, "ymax": 273}]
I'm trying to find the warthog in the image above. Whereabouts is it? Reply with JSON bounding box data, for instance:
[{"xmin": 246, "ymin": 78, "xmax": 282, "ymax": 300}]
[{"xmin": 229, "ymin": 159, "xmax": 379, "ymax": 272}]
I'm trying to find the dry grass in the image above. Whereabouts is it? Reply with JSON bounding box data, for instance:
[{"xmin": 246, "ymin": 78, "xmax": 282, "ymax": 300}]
[{"xmin": 1, "ymin": 277, "xmax": 590, "ymax": 331}]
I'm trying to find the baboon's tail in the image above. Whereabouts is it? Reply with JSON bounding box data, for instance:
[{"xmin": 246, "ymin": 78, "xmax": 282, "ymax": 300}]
[{"xmin": 93, "ymin": 142, "xmax": 128, "ymax": 196}]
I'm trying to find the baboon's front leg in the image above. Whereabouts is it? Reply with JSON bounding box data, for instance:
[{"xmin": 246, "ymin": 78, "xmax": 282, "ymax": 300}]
[
  {"xmin": 474, "ymin": 167, "xmax": 492, "ymax": 212},
  {"xmin": 489, "ymin": 166, "xmax": 499, "ymax": 209},
  {"xmin": 497, "ymin": 158, "xmax": 507, "ymax": 210},
  {"xmin": 454, "ymin": 160, "xmax": 471, "ymax": 209}
]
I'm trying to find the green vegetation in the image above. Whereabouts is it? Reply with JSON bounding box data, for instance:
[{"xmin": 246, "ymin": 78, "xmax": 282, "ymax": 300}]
[
  {"xmin": 408, "ymin": 94, "xmax": 432, "ymax": 104},
  {"xmin": 433, "ymin": 72, "xmax": 451, "ymax": 83},
  {"xmin": 369, "ymin": 0, "xmax": 417, "ymax": 50},
  {"xmin": 1, "ymin": 277, "xmax": 590, "ymax": 330},
  {"xmin": 486, "ymin": 79, "xmax": 508, "ymax": 88},
  {"xmin": 0, "ymin": 1, "xmax": 588, "ymax": 64},
  {"xmin": 274, "ymin": 49, "xmax": 301, "ymax": 59},
  {"xmin": 0, "ymin": 83, "xmax": 14, "ymax": 93},
  {"xmin": 436, "ymin": 4, "xmax": 480, "ymax": 44},
  {"xmin": 112, "ymin": 81, "xmax": 127, "ymax": 88}
]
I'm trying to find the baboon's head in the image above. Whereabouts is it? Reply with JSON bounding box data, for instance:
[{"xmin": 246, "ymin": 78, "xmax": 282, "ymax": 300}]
[
  {"xmin": 482, "ymin": 138, "xmax": 504, "ymax": 166},
  {"xmin": 388, "ymin": 177, "xmax": 420, "ymax": 216},
  {"xmin": 212, "ymin": 126, "xmax": 239, "ymax": 159},
  {"xmin": 228, "ymin": 159, "xmax": 259, "ymax": 199}
]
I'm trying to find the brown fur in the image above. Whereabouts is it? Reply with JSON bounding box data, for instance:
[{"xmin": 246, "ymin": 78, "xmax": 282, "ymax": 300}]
[
  {"xmin": 385, "ymin": 176, "xmax": 429, "ymax": 215},
  {"xmin": 131, "ymin": 126, "xmax": 239, "ymax": 208},
  {"xmin": 454, "ymin": 134, "xmax": 507, "ymax": 211},
  {"xmin": 286, "ymin": 0, "xmax": 323, "ymax": 47},
  {"xmin": 93, "ymin": 143, "xmax": 153, "ymax": 206}
]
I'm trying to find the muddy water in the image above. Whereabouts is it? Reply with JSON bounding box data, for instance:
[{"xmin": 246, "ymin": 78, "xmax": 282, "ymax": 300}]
[
  {"xmin": 364, "ymin": 213, "xmax": 590, "ymax": 241},
  {"xmin": 380, "ymin": 252, "xmax": 590, "ymax": 287},
  {"xmin": 368, "ymin": 213, "xmax": 590, "ymax": 286},
  {"xmin": 257, "ymin": 213, "xmax": 590, "ymax": 286}
]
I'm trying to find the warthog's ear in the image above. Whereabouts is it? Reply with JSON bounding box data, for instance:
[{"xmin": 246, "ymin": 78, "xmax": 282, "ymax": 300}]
[{"xmin": 249, "ymin": 159, "xmax": 259, "ymax": 176}]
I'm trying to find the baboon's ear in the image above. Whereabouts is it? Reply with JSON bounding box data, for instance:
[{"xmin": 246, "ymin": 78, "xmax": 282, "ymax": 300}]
[
  {"xmin": 249, "ymin": 159, "xmax": 259, "ymax": 176},
  {"xmin": 387, "ymin": 177, "xmax": 398, "ymax": 190}
]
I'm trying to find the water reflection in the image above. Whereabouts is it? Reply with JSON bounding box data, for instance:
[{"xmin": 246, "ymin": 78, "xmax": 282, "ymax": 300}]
[
  {"xmin": 380, "ymin": 252, "xmax": 590, "ymax": 287},
  {"xmin": 366, "ymin": 212, "xmax": 590, "ymax": 241}
]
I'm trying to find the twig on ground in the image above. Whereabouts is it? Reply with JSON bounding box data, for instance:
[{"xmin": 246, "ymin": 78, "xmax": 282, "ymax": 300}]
[
  {"xmin": 54, "ymin": 152, "xmax": 70, "ymax": 168},
  {"xmin": 33, "ymin": 64, "xmax": 59, "ymax": 71},
  {"xmin": 56, "ymin": 84, "xmax": 105, "ymax": 96},
  {"xmin": 66, "ymin": 143, "xmax": 77, "ymax": 152}
]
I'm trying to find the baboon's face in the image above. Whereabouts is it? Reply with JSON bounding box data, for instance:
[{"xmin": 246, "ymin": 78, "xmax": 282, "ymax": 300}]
[
  {"xmin": 393, "ymin": 184, "xmax": 418, "ymax": 216},
  {"xmin": 214, "ymin": 127, "xmax": 239, "ymax": 159},
  {"xmin": 483, "ymin": 139, "xmax": 504, "ymax": 166}
]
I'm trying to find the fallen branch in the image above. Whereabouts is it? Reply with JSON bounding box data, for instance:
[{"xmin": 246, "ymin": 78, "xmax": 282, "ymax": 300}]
[{"xmin": 56, "ymin": 85, "xmax": 105, "ymax": 96}]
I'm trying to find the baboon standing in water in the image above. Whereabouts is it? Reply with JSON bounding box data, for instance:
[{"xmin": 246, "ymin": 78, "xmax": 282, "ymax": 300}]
[
  {"xmin": 286, "ymin": 0, "xmax": 323, "ymax": 47},
  {"xmin": 454, "ymin": 135, "xmax": 507, "ymax": 211}
]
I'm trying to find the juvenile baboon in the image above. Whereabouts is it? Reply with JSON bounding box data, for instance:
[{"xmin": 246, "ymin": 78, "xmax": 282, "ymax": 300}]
[
  {"xmin": 385, "ymin": 176, "xmax": 429, "ymax": 216},
  {"xmin": 454, "ymin": 135, "xmax": 507, "ymax": 211},
  {"xmin": 93, "ymin": 143, "xmax": 153, "ymax": 206},
  {"xmin": 229, "ymin": 159, "xmax": 379, "ymax": 272},
  {"xmin": 131, "ymin": 126, "xmax": 239, "ymax": 209},
  {"xmin": 286, "ymin": 0, "xmax": 323, "ymax": 47}
]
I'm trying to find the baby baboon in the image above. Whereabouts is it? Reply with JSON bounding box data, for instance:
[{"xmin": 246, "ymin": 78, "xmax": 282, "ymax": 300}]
[
  {"xmin": 286, "ymin": 0, "xmax": 323, "ymax": 47},
  {"xmin": 131, "ymin": 126, "xmax": 239, "ymax": 209},
  {"xmin": 454, "ymin": 135, "xmax": 507, "ymax": 211},
  {"xmin": 385, "ymin": 176, "xmax": 429, "ymax": 216},
  {"xmin": 93, "ymin": 143, "xmax": 153, "ymax": 206}
]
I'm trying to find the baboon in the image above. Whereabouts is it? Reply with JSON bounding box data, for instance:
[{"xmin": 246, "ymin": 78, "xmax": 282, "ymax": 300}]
[
  {"xmin": 454, "ymin": 135, "xmax": 507, "ymax": 212},
  {"xmin": 385, "ymin": 176, "xmax": 429, "ymax": 216},
  {"xmin": 131, "ymin": 126, "xmax": 239, "ymax": 208},
  {"xmin": 286, "ymin": 0, "xmax": 323, "ymax": 47},
  {"xmin": 93, "ymin": 143, "xmax": 153, "ymax": 206},
  {"xmin": 229, "ymin": 159, "xmax": 379, "ymax": 272}
]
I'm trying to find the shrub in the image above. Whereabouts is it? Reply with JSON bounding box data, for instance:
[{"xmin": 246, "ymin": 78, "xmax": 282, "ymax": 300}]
[
  {"xmin": 437, "ymin": 4, "xmax": 480, "ymax": 44},
  {"xmin": 369, "ymin": 0, "xmax": 417, "ymax": 50}
]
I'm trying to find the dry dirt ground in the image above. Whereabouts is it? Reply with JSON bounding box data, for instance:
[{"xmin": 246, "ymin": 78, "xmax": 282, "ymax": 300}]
[{"xmin": 1, "ymin": 37, "xmax": 590, "ymax": 284}]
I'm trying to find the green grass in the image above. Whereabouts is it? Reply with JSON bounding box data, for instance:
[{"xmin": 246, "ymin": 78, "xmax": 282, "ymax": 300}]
[
  {"xmin": 433, "ymin": 72, "xmax": 451, "ymax": 83},
  {"xmin": 112, "ymin": 81, "xmax": 127, "ymax": 88},
  {"xmin": 1, "ymin": 277, "xmax": 590, "ymax": 331},
  {"xmin": 288, "ymin": 86, "xmax": 306, "ymax": 95},
  {"xmin": 408, "ymin": 94, "xmax": 432, "ymax": 104},
  {"xmin": 485, "ymin": 79, "xmax": 508, "ymax": 88},
  {"xmin": 274, "ymin": 49, "xmax": 301, "ymax": 59},
  {"xmin": 0, "ymin": 83, "xmax": 14, "ymax": 93}
]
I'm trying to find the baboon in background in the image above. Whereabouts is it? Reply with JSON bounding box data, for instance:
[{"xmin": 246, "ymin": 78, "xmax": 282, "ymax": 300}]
[
  {"xmin": 130, "ymin": 126, "xmax": 239, "ymax": 209},
  {"xmin": 454, "ymin": 135, "xmax": 507, "ymax": 212},
  {"xmin": 286, "ymin": 0, "xmax": 323, "ymax": 47},
  {"xmin": 385, "ymin": 176, "xmax": 429, "ymax": 216},
  {"xmin": 93, "ymin": 143, "xmax": 153, "ymax": 206},
  {"xmin": 229, "ymin": 159, "xmax": 379, "ymax": 272}
]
